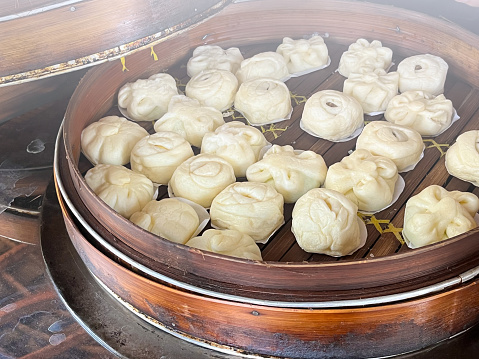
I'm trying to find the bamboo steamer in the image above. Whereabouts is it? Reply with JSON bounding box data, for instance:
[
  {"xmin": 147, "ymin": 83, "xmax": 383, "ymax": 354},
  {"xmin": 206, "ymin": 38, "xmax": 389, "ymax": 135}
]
[{"xmin": 58, "ymin": 0, "xmax": 479, "ymax": 356}]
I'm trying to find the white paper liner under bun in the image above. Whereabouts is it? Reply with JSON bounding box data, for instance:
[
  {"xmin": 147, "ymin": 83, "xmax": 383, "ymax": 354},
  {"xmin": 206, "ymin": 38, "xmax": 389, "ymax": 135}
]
[
  {"xmin": 288, "ymin": 57, "xmax": 331, "ymax": 78},
  {"xmin": 210, "ymin": 218, "xmax": 285, "ymax": 245},
  {"xmin": 358, "ymin": 175, "xmax": 405, "ymax": 215},
  {"xmin": 403, "ymin": 213, "xmax": 479, "ymax": 249},
  {"xmin": 299, "ymin": 119, "xmax": 364, "ymax": 143},
  {"xmin": 173, "ymin": 197, "xmax": 210, "ymax": 239}
]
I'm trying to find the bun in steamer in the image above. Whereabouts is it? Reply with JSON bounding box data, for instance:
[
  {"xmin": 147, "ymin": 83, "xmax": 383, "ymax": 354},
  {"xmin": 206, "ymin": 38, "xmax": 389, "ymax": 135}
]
[
  {"xmin": 170, "ymin": 154, "xmax": 236, "ymax": 208},
  {"xmin": 234, "ymin": 78, "xmax": 292, "ymax": 125},
  {"xmin": 276, "ymin": 35, "xmax": 329, "ymax": 73},
  {"xmin": 118, "ymin": 73, "xmax": 179, "ymax": 121},
  {"xmin": 397, "ymin": 54, "xmax": 448, "ymax": 96},
  {"xmin": 324, "ymin": 149, "xmax": 399, "ymax": 212},
  {"xmin": 246, "ymin": 145, "xmax": 327, "ymax": 203},
  {"xmin": 210, "ymin": 182, "xmax": 284, "ymax": 243},
  {"xmin": 292, "ymin": 188, "xmax": 362, "ymax": 257},
  {"xmin": 187, "ymin": 45, "xmax": 244, "ymax": 78},
  {"xmin": 338, "ymin": 38, "xmax": 393, "ymax": 78},
  {"xmin": 445, "ymin": 130, "xmax": 479, "ymax": 186},
  {"xmin": 185, "ymin": 69, "xmax": 239, "ymax": 112},
  {"xmin": 130, "ymin": 198, "xmax": 199, "ymax": 244},
  {"xmin": 84, "ymin": 164, "xmax": 155, "ymax": 219},
  {"xmin": 235, "ymin": 51, "xmax": 289, "ymax": 83},
  {"xmin": 201, "ymin": 121, "xmax": 268, "ymax": 177},
  {"xmin": 356, "ymin": 121, "xmax": 424, "ymax": 172},
  {"xmin": 385, "ymin": 90, "xmax": 453, "ymax": 136},
  {"xmin": 403, "ymin": 185, "xmax": 479, "ymax": 248},
  {"xmin": 154, "ymin": 95, "xmax": 224, "ymax": 147},
  {"xmin": 81, "ymin": 115, "xmax": 148, "ymax": 166},
  {"xmin": 130, "ymin": 131, "xmax": 194, "ymax": 185},
  {"xmin": 186, "ymin": 229, "xmax": 262, "ymax": 261},
  {"xmin": 301, "ymin": 90, "xmax": 364, "ymax": 141}
]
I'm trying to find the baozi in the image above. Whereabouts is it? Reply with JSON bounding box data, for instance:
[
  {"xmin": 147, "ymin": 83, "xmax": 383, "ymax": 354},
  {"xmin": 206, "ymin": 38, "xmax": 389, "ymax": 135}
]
[
  {"xmin": 130, "ymin": 198, "xmax": 199, "ymax": 244},
  {"xmin": 397, "ymin": 54, "xmax": 448, "ymax": 96},
  {"xmin": 235, "ymin": 51, "xmax": 290, "ymax": 83},
  {"xmin": 186, "ymin": 229, "xmax": 262, "ymax": 261},
  {"xmin": 201, "ymin": 121, "xmax": 269, "ymax": 177},
  {"xmin": 170, "ymin": 154, "xmax": 236, "ymax": 208},
  {"xmin": 186, "ymin": 45, "xmax": 244, "ymax": 78},
  {"xmin": 338, "ymin": 38, "xmax": 393, "ymax": 78},
  {"xmin": 324, "ymin": 149, "xmax": 399, "ymax": 212},
  {"xmin": 246, "ymin": 145, "xmax": 327, "ymax": 203},
  {"xmin": 210, "ymin": 182, "xmax": 284, "ymax": 243},
  {"xmin": 276, "ymin": 35, "xmax": 329, "ymax": 74},
  {"xmin": 185, "ymin": 69, "xmax": 239, "ymax": 112},
  {"xmin": 234, "ymin": 78, "xmax": 292, "ymax": 125},
  {"xmin": 445, "ymin": 130, "xmax": 479, "ymax": 186},
  {"xmin": 153, "ymin": 95, "xmax": 224, "ymax": 147},
  {"xmin": 403, "ymin": 185, "xmax": 479, "ymax": 248},
  {"xmin": 130, "ymin": 131, "xmax": 194, "ymax": 185},
  {"xmin": 81, "ymin": 116, "xmax": 148, "ymax": 166},
  {"xmin": 117, "ymin": 73, "xmax": 179, "ymax": 121},
  {"xmin": 301, "ymin": 90, "xmax": 364, "ymax": 141},
  {"xmin": 292, "ymin": 188, "xmax": 362, "ymax": 257},
  {"xmin": 343, "ymin": 69, "xmax": 399, "ymax": 114},
  {"xmin": 356, "ymin": 121, "xmax": 424, "ymax": 172},
  {"xmin": 384, "ymin": 90, "xmax": 454, "ymax": 136},
  {"xmin": 84, "ymin": 164, "xmax": 155, "ymax": 219}
]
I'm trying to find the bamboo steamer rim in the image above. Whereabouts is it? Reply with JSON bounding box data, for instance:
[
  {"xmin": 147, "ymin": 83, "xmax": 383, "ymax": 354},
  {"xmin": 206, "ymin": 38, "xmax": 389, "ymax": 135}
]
[{"xmin": 62, "ymin": 0, "xmax": 479, "ymax": 300}]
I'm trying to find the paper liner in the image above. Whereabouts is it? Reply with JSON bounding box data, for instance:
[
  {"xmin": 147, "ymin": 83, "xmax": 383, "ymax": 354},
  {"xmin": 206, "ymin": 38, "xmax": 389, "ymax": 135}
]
[
  {"xmin": 299, "ymin": 118, "xmax": 364, "ymax": 143},
  {"xmin": 237, "ymin": 107, "xmax": 293, "ymax": 127},
  {"xmin": 403, "ymin": 213, "xmax": 479, "ymax": 250},
  {"xmin": 210, "ymin": 218, "xmax": 285, "ymax": 245},
  {"xmin": 172, "ymin": 197, "xmax": 211, "ymax": 239},
  {"xmin": 358, "ymin": 175, "xmax": 405, "ymax": 215},
  {"xmin": 287, "ymin": 57, "xmax": 332, "ymax": 78}
]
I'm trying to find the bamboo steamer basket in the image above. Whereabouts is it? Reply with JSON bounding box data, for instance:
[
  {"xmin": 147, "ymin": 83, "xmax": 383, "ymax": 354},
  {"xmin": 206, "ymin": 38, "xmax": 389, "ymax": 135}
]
[{"xmin": 58, "ymin": 0, "xmax": 479, "ymax": 356}]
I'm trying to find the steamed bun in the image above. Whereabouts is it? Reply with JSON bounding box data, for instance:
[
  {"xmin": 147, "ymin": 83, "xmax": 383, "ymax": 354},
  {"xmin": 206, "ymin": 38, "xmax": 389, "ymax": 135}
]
[
  {"xmin": 324, "ymin": 149, "xmax": 399, "ymax": 212},
  {"xmin": 246, "ymin": 145, "xmax": 327, "ymax": 203},
  {"xmin": 186, "ymin": 45, "xmax": 244, "ymax": 77},
  {"xmin": 356, "ymin": 121, "xmax": 424, "ymax": 171},
  {"xmin": 301, "ymin": 90, "xmax": 364, "ymax": 141},
  {"xmin": 130, "ymin": 131, "xmax": 194, "ymax": 185},
  {"xmin": 403, "ymin": 185, "xmax": 479, "ymax": 248},
  {"xmin": 276, "ymin": 35, "xmax": 329, "ymax": 73},
  {"xmin": 201, "ymin": 121, "xmax": 268, "ymax": 177},
  {"xmin": 445, "ymin": 130, "xmax": 479, "ymax": 186},
  {"xmin": 384, "ymin": 90, "xmax": 453, "ymax": 136},
  {"xmin": 117, "ymin": 73, "xmax": 179, "ymax": 121},
  {"xmin": 210, "ymin": 182, "xmax": 284, "ymax": 242},
  {"xmin": 130, "ymin": 198, "xmax": 199, "ymax": 244},
  {"xmin": 186, "ymin": 229, "xmax": 262, "ymax": 261},
  {"xmin": 234, "ymin": 78, "xmax": 292, "ymax": 125},
  {"xmin": 235, "ymin": 51, "xmax": 290, "ymax": 83},
  {"xmin": 343, "ymin": 69, "xmax": 399, "ymax": 113},
  {"xmin": 170, "ymin": 154, "xmax": 236, "ymax": 208},
  {"xmin": 84, "ymin": 164, "xmax": 155, "ymax": 219},
  {"xmin": 185, "ymin": 69, "xmax": 238, "ymax": 112},
  {"xmin": 397, "ymin": 54, "xmax": 448, "ymax": 96},
  {"xmin": 292, "ymin": 188, "xmax": 362, "ymax": 257},
  {"xmin": 338, "ymin": 39, "xmax": 393, "ymax": 78},
  {"xmin": 153, "ymin": 95, "xmax": 224, "ymax": 147},
  {"xmin": 81, "ymin": 116, "xmax": 148, "ymax": 166}
]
